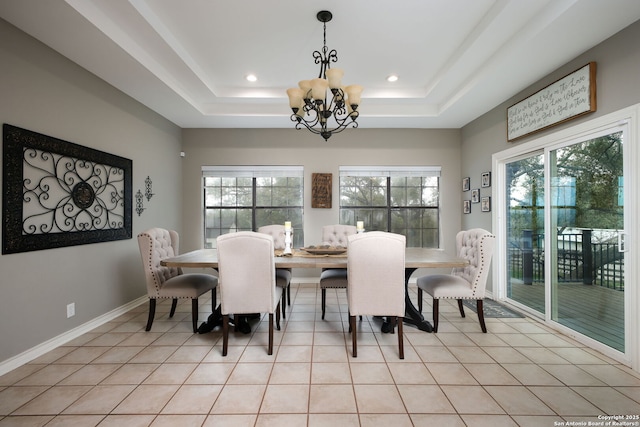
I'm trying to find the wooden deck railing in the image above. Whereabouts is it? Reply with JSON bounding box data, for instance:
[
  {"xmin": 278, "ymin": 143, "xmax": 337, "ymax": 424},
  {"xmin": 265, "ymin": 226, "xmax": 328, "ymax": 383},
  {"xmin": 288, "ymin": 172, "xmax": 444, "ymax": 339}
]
[{"xmin": 509, "ymin": 229, "xmax": 624, "ymax": 291}]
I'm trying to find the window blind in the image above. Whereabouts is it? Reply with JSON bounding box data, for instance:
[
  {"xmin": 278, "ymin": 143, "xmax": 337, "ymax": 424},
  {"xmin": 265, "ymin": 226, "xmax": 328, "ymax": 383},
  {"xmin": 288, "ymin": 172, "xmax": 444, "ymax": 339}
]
[
  {"xmin": 202, "ymin": 165, "xmax": 304, "ymax": 178},
  {"xmin": 339, "ymin": 166, "xmax": 441, "ymax": 177}
]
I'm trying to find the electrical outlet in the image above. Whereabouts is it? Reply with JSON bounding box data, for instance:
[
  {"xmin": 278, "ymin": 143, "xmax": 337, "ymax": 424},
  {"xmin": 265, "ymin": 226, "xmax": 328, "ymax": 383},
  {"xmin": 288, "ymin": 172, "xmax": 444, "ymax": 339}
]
[{"xmin": 66, "ymin": 303, "xmax": 75, "ymax": 318}]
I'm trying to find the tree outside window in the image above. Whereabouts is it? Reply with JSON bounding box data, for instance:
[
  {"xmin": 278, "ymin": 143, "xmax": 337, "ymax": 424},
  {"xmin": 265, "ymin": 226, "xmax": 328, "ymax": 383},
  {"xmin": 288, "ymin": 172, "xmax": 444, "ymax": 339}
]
[
  {"xmin": 203, "ymin": 166, "xmax": 304, "ymax": 248},
  {"xmin": 339, "ymin": 167, "xmax": 440, "ymax": 248}
]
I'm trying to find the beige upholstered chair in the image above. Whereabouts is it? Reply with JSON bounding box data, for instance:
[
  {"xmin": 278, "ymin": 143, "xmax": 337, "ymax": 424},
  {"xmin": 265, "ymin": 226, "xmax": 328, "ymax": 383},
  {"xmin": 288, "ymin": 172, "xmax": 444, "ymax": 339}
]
[
  {"xmin": 319, "ymin": 224, "xmax": 357, "ymax": 319},
  {"xmin": 416, "ymin": 228, "xmax": 495, "ymax": 333},
  {"xmin": 258, "ymin": 225, "xmax": 292, "ymax": 318},
  {"xmin": 347, "ymin": 231, "xmax": 406, "ymax": 359},
  {"xmin": 216, "ymin": 231, "xmax": 282, "ymax": 356},
  {"xmin": 137, "ymin": 228, "xmax": 218, "ymax": 333}
]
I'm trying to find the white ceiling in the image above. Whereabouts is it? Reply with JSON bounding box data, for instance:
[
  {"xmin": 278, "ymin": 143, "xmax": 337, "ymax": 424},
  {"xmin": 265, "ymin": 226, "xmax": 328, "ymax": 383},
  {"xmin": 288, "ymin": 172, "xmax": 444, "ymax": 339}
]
[{"xmin": 2, "ymin": 0, "xmax": 640, "ymax": 129}]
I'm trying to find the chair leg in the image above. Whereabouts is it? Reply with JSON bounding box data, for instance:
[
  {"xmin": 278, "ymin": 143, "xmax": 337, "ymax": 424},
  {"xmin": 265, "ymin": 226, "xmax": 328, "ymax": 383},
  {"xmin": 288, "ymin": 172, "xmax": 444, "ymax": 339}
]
[
  {"xmin": 477, "ymin": 300, "xmax": 487, "ymax": 333},
  {"xmin": 211, "ymin": 288, "xmax": 217, "ymax": 311},
  {"xmin": 191, "ymin": 299, "xmax": 199, "ymax": 333},
  {"xmin": 397, "ymin": 316, "xmax": 404, "ymax": 359},
  {"xmin": 145, "ymin": 299, "xmax": 156, "ymax": 331},
  {"xmin": 276, "ymin": 302, "xmax": 281, "ymax": 331},
  {"xmin": 418, "ymin": 288, "xmax": 423, "ymax": 313},
  {"xmin": 169, "ymin": 298, "xmax": 178, "ymax": 317},
  {"xmin": 321, "ymin": 288, "xmax": 326, "ymax": 320},
  {"xmin": 268, "ymin": 313, "xmax": 274, "ymax": 355},
  {"xmin": 350, "ymin": 315, "xmax": 357, "ymax": 357},
  {"xmin": 432, "ymin": 299, "xmax": 439, "ymax": 333},
  {"xmin": 281, "ymin": 291, "xmax": 287, "ymax": 319},
  {"xmin": 222, "ymin": 314, "xmax": 229, "ymax": 356},
  {"xmin": 287, "ymin": 285, "xmax": 291, "ymax": 306},
  {"xmin": 458, "ymin": 299, "xmax": 466, "ymax": 318}
]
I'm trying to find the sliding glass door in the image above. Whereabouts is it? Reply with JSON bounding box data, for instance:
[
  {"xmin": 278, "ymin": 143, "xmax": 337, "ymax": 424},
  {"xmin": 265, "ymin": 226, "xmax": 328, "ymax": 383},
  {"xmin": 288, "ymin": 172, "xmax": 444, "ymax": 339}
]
[
  {"xmin": 548, "ymin": 129, "xmax": 625, "ymax": 351},
  {"xmin": 506, "ymin": 152, "xmax": 545, "ymax": 313},
  {"xmin": 501, "ymin": 121, "xmax": 629, "ymax": 355}
]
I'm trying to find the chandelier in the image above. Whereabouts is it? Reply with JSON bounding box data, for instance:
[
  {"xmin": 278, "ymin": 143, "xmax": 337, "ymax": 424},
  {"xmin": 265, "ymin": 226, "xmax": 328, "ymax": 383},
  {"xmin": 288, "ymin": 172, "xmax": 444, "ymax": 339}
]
[{"xmin": 286, "ymin": 10, "xmax": 363, "ymax": 141}]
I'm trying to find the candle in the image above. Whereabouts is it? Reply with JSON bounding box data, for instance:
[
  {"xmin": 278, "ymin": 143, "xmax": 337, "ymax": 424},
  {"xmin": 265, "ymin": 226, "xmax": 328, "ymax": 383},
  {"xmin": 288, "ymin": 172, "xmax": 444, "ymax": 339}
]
[
  {"xmin": 284, "ymin": 221, "xmax": 292, "ymax": 231},
  {"xmin": 356, "ymin": 221, "xmax": 364, "ymax": 231}
]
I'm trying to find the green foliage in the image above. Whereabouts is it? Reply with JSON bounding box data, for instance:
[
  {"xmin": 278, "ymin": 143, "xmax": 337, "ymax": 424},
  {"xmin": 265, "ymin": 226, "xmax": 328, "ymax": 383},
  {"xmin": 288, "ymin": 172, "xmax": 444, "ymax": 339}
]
[{"xmin": 507, "ymin": 132, "xmax": 623, "ymax": 240}]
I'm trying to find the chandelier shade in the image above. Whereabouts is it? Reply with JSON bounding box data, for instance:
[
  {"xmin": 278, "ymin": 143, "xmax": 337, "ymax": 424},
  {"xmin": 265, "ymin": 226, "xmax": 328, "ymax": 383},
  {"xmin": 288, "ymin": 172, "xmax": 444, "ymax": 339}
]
[{"xmin": 287, "ymin": 11, "xmax": 362, "ymax": 141}]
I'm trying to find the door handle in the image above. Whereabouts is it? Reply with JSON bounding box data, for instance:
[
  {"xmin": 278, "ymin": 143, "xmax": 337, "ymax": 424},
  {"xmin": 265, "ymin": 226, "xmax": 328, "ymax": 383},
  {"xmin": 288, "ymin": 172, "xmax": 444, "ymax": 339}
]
[{"xmin": 618, "ymin": 231, "xmax": 627, "ymax": 252}]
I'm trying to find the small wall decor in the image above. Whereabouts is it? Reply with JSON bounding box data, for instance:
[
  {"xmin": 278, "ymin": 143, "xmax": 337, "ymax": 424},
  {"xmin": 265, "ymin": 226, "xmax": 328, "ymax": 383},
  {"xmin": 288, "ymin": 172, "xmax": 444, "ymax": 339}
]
[
  {"xmin": 507, "ymin": 62, "xmax": 596, "ymax": 141},
  {"xmin": 312, "ymin": 173, "xmax": 332, "ymax": 208},
  {"xmin": 471, "ymin": 189, "xmax": 480, "ymax": 203},
  {"xmin": 2, "ymin": 124, "xmax": 132, "ymax": 254},
  {"xmin": 145, "ymin": 176, "xmax": 154, "ymax": 201},
  {"xmin": 463, "ymin": 200, "xmax": 471, "ymax": 214},
  {"xmin": 481, "ymin": 196, "xmax": 491, "ymax": 212},
  {"xmin": 462, "ymin": 177, "xmax": 470, "ymax": 192},
  {"xmin": 135, "ymin": 189, "xmax": 145, "ymax": 216},
  {"xmin": 481, "ymin": 172, "xmax": 491, "ymax": 188}
]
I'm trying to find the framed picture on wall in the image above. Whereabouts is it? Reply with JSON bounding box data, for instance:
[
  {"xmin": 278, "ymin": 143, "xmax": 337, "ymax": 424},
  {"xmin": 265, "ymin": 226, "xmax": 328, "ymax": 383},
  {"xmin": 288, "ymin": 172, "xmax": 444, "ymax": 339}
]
[
  {"xmin": 481, "ymin": 196, "xmax": 491, "ymax": 212},
  {"xmin": 481, "ymin": 171, "xmax": 491, "ymax": 187},
  {"xmin": 471, "ymin": 189, "xmax": 480, "ymax": 203},
  {"xmin": 311, "ymin": 173, "xmax": 332, "ymax": 208},
  {"xmin": 463, "ymin": 200, "xmax": 471, "ymax": 214},
  {"xmin": 462, "ymin": 177, "xmax": 470, "ymax": 191}
]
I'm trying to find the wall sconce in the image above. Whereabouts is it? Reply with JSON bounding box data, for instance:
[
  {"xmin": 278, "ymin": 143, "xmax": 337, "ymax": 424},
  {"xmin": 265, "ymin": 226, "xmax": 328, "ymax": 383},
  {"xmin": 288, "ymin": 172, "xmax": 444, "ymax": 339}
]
[
  {"xmin": 135, "ymin": 189, "xmax": 145, "ymax": 216},
  {"xmin": 145, "ymin": 176, "xmax": 154, "ymax": 201}
]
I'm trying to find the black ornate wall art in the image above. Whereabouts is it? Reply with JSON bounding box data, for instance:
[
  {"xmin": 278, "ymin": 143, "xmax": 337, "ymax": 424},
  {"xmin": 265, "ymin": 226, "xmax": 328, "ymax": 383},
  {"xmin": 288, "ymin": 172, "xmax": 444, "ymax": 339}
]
[
  {"xmin": 135, "ymin": 189, "xmax": 145, "ymax": 216},
  {"xmin": 145, "ymin": 176, "xmax": 154, "ymax": 201},
  {"xmin": 2, "ymin": 124, "xmax": 132, "ymax": 254}
]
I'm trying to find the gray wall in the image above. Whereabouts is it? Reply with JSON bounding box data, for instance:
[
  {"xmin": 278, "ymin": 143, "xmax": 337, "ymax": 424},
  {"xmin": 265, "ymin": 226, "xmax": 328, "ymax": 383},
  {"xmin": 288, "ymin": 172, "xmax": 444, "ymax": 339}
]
[
  {"xmin": 0, "ymin": 18, "xmax": 182, "ymax": 363},
  {"xmin": 461, "ymin": 19, "xmax": 640, "ymax": 227},
  {"xmin": 460, "ymin": 19, "xmax": 640, "ymax": 296},
  {"xmin": 180, "ymin": 128, "xmax": 463, "ymax": 276}
]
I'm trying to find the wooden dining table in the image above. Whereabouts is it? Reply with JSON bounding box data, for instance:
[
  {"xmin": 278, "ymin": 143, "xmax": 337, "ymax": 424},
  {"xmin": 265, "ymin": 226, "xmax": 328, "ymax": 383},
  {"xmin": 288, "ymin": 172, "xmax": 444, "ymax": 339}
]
[{"xmin": 161, "ymin": 247, "xmax": 467, "ymax": 333}]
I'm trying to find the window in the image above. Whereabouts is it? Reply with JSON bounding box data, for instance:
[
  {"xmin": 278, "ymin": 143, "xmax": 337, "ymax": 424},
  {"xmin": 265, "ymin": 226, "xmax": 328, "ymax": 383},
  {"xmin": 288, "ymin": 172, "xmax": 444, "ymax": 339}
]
[
  {"xmin": 202, "ymin": 166, "xmax": 304, "ymax": 248},
  {"xmin": 339, "ymin": 166, "xmax": 441, "ymax": 247}
]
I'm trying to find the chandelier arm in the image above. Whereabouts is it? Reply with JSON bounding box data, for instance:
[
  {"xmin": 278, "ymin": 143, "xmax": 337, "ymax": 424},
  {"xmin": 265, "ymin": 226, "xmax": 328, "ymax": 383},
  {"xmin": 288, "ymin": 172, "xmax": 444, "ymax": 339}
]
[
  {"xmin": 291, "ymin": 115, "xmax": 323, "ymax": 135},
  {"xmin": 312, "ymin": 50, "xmax": 323, "ymax": 66},
  {"xmin": 327, "ymin": 49, "xmax": 338, "ymax": 67},
  {"xmin": 292, "ymin": 111, "xmax": 320, "ymax": 128},
  {"xmin": 328, "ymin": 121, "xmax": 359, "ymax": 135}
]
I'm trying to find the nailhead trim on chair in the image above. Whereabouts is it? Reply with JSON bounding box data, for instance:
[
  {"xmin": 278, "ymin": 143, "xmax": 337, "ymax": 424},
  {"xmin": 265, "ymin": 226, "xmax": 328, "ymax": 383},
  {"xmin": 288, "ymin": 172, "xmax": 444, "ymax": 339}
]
[
  {"xmin": 435, "ymin": 231, "xmax": 495, "ymax": 300},
  {"xmin": 140, "ymin": 230, "xmax": 190, "ymax": 298}
]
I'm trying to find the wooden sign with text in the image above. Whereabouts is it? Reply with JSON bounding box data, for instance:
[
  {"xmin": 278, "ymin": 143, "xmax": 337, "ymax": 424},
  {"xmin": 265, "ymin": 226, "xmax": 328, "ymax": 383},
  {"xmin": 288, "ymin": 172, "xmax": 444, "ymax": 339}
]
[
  {"xmin": 312, "ymin": 173, "xmax": 332, "ymax": 208},
  {"xmin": 507, "ymin": 62, "xmax": 596, "ymax": 141}
]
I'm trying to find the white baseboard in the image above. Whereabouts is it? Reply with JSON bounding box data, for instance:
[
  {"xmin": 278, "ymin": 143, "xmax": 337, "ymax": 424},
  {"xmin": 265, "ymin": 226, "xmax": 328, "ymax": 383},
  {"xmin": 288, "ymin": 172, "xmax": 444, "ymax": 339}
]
[{"xmin": 0, "ymin": 296, "xmax": 147, "ymax": 377}]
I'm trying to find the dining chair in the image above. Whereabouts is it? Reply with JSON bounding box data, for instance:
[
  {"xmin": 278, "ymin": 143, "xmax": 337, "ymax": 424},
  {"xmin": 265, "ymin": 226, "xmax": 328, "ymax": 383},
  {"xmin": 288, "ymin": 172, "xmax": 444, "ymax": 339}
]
[
  {"xmin": 347, "ymin": 231, "xmax": 406, "ymax": 359},
  {"xmin": 416, "ymin": 228, "xmax": 495, "ymax": 333},
  {"xmin": 137, "ymin": 228, "xmax": 218, "ymax": 333},
  {"xmin": 319, "ymin": 224, "xmax": 357, "ymax": 319},
  {"xmin": 258, "ymin": 224, "xmax": 292, "ymax": 318},
  {"xmin": 216, "ymin": 231, "xmax": 282, "ymax": 356}
]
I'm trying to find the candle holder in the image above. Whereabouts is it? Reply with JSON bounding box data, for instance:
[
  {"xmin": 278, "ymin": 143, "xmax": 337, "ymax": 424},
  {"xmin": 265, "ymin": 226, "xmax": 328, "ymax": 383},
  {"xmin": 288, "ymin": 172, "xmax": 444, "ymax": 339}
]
[
  {"xmin": 356, "ymin": 221, "xmax": 364, "ymax": 234},
  {"xmin": 283, "ymin": 228, "xmax": 293, "ymax": 255}
]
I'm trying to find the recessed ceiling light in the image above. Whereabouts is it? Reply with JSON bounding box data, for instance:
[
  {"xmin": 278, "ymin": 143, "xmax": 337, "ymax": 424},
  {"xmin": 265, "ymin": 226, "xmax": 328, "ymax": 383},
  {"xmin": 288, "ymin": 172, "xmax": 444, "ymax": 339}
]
[
  {"xmin": 387, "ymin": 74, "xmax": 399, "ymax": 82},
  {"xmin": 246, "ymin": 74, "xmax": 258, "ymax": 82}
]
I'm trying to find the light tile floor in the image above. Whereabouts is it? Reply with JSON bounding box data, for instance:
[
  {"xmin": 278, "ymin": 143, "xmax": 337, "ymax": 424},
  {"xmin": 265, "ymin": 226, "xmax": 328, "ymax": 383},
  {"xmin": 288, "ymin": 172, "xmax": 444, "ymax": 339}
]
[{"xmin": 1, "ymin": 283, "xmax": 640, "ymax": 426}]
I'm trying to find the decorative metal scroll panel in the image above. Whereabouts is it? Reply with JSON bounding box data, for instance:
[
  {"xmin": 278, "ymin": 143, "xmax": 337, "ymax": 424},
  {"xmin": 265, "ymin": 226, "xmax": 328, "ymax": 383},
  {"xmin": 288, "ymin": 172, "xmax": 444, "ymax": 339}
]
[
  {"xmin": 3, "ymin": 124, "xmax": 132, "ymax": 254},
  {"xmin": 22, "ymin": 147, "xmax": 126, "ymax": 234}
]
